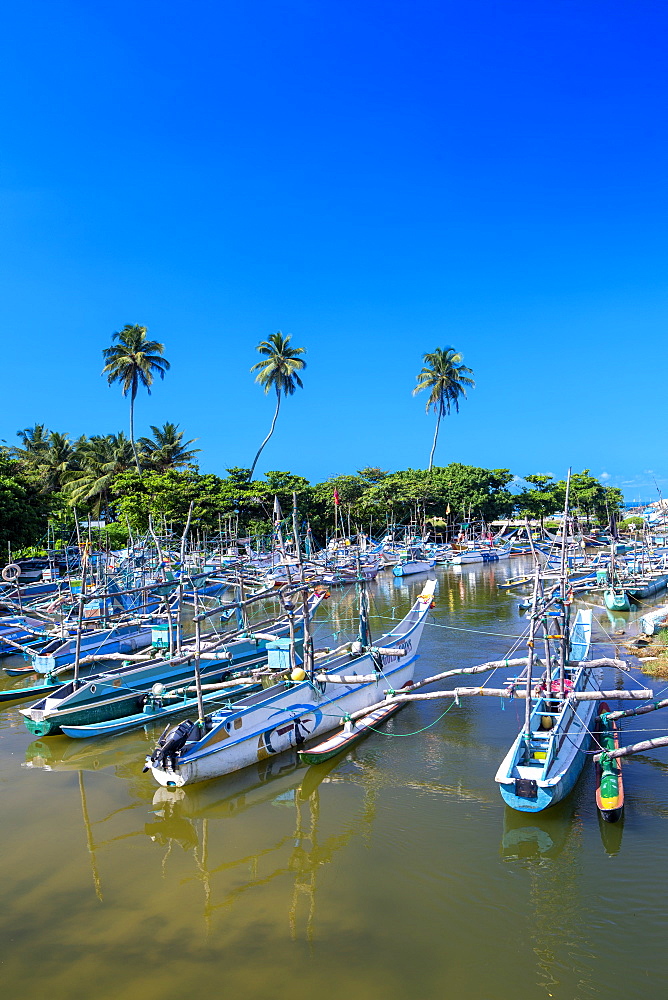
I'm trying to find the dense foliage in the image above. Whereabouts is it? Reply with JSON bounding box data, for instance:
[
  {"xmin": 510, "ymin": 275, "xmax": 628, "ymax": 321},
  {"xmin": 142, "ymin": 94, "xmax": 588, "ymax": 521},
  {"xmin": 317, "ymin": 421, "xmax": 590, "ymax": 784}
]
[{"xmin": 0, "ymin": 422, "xmax": 626, "ymax": 549}]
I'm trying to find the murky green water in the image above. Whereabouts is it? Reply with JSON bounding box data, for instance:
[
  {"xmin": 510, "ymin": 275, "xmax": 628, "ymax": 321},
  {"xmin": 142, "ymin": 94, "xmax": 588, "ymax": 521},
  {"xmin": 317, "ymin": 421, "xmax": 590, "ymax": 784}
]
[{"xmin": 1, "ymin": 561, "xmax": 667, "ymax": 1000}]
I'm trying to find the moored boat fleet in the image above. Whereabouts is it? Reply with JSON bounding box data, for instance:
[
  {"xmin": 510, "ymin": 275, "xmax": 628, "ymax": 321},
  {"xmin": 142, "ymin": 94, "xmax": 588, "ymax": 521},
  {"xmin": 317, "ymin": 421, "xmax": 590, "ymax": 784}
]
[{"xmin": 3, "ymin": 491, "xmax": 668, "ymax": 824}]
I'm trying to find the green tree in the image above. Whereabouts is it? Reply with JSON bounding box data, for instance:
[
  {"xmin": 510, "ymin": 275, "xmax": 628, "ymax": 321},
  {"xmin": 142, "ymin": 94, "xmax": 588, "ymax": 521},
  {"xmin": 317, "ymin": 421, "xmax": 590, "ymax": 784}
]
[
  {"xmin": 66, "ymin": 434, "xmax": 135, "ymax": 516},
  {"xmin": 357, "ymin": 466, "xmax": 389, "ymax": 485},
  {"xmin": 517, "ymin": 475, "xmax": 558, "ymax": 529},
  {"xmin": 413, "ymin": 347, "xmax": 475, "ymax": 471},
  {"xmin": 0, "ymin": 456, "xmax": 54, "ymax": 552},
  {"xmin": 113, "ymin": 469, "xmax": 237, "ymax": 533},
  {"xmin": 12, "ymin": 424, "xmax": 52, "ymax": 464},
  {"xmin": 41, "ymin": 432, "xmax": 79, "ymax": 492},
  {"xmin": 139, "ymin": 422, "xmax": 200, "ymax": 472},
  {"xmin": 551, "ymin": 470, "xmax": 624, "ymax": 527},
  {"xmin": 101, "ymin": 325, "xmax": 170, "ymax": 474},
  {"xmin": 355, "ymin": 464, "xmax": 513, "ymax": 531},
  {"xmin": 248, "ymin": 331, "xmax": 306, "ymax": 479}
]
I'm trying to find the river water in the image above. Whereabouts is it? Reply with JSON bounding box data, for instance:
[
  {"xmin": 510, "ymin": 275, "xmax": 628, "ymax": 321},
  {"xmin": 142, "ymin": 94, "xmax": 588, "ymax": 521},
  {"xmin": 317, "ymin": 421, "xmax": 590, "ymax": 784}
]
[{"xmin": 1, "ymin": 560, "xmax": 667, "ymax": 1000}]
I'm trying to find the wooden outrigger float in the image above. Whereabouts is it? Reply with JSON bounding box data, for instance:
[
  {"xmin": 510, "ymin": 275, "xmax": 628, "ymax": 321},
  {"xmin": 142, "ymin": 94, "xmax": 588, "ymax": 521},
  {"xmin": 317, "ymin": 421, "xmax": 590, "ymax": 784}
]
[
  {"xmin": 297, "ymin": 700, "xmax": 404, "ymax": 765},
  {"xmin": 595, "ymin": 702, "xmax": 624, "ymax": 822}
]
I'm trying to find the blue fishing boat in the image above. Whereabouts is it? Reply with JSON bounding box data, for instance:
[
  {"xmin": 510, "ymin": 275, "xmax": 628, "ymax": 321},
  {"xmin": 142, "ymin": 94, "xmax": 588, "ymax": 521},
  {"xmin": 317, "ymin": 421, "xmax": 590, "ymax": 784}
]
[
  {"xmin": 30, "ymin": 623, "xmax": 158, "ymax": 674},
  {"xmin": 495, "ymin": 609, "xmax": 596, "ymax": 812},
  {"xmin": 20, "ymin": 592, "xmax": 325, "ymax": 735},
  {"xmin": 392, "ymin": 547, "xmax": 435, "ymax": 577},
  {"xmin": 60, "ymin": 679, "xmax": 262, "ymax": 738},
  {"xmin": 0, "ymin": 616, "xmax": 51, "ymax": 656}
]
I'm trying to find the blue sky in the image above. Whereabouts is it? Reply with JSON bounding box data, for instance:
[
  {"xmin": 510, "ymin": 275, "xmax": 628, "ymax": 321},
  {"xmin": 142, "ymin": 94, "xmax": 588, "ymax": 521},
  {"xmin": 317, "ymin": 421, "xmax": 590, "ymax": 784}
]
[{"xmin": 1, "ymin": 1, "xmax": 666, "ymax": 499}]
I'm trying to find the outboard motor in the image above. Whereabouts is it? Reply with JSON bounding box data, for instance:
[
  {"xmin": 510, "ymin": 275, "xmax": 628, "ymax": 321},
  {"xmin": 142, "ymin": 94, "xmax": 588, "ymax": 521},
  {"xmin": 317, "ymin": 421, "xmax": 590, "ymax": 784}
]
[{"xmin": 144, "ymin": 719, "xmax": 195, "ymax": 772}]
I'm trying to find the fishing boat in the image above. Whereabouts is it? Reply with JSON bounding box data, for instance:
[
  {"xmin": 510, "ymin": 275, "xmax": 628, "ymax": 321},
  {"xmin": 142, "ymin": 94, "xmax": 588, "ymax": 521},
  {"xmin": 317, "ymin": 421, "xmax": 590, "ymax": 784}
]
[
  {"xmin": 638, "ymin": 604, "xmax": 668, "ymax": 635},
  {"xmin": 0, "ymin": 616, "xmax": 51, "ymax": 656},
  {"xmin": 450, "ymin": 545, "xmax": 512, "ymax": 565},
  {"xmin": 297, "ymin": 700, "xmax": 404, "ymax": 764},
  {"xmin": 603, "ymin": 587, "xmax": 631, "ymax": 612},
  {"xmin": 30, "ymin": 622, "xmax": 158, "ymax": 674},
  {"xmin": 20, "ymin": 592, "xmax": 324, "ymax": 735},
  {"xmin": 495, "ymin": 608, "xmax": 597, "ymax": 812},
  {"xmin": 498, "ymin": 575, "xmax": 532, "ymax": 591},
  {"xmin": 392, "ymin": 547, "xmax": 435, "ymax": 577},
  {"xmin": 0, "ymin": 677, "xmax": 62, "ymax": 704},
  {"xmin": 595, "ymin": 702, "xmax": 624, "ymax": 823},
  {"xmin": 604, "ymin": 572, "xmax": 668, "ymax": 611},
  {"xmin": 60, "ymin": 678, "xmax": 262, "ymax": 739},
  {"xmin": 145, "ymin": 581, "xmax": 437, "ymax": 787}
]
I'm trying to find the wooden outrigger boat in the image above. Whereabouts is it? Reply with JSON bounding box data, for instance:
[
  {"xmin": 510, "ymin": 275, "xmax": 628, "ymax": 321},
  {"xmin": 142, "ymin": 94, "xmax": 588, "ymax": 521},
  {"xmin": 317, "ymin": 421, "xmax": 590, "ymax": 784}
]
[
  {"xmin": 595, "ymin": 702, "xmax": 624, "ymax": 822},
  {"xmin": 297, "ymin": 700, "xmax": 404, "ymax": 765},
  {"xmin": 498, "ymin": 575, "xmax": 532, "ymax": 591},
  {"xmin": 145, "ymin": 581, "xmax": 437, "ymax": 788},
  {"xmin": 495, "ymin": 608, "xmax": 600, "ymax": 812},
  {"xmin": 20, "ymin": 591, "xmax": 325, "ymax": 736},
  {"xmin": 60, "ymin": 678, "xmax": 262, "ymax": 739}
]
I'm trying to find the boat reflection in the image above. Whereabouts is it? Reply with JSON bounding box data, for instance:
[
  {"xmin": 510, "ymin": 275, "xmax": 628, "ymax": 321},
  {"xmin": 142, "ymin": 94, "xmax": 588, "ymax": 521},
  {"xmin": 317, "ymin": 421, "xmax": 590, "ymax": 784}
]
[
  {"xmin": 501, "ymin": 798, "xmax": 578, "ymax": 860},
  {"xmin": 147, "ymin": 749, "xmax": 362, "ymax": 941}
]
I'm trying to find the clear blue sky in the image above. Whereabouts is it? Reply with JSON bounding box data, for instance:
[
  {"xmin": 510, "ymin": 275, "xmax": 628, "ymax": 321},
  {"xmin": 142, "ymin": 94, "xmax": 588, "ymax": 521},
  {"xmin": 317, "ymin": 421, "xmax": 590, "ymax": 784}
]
[{"xmin": 1, "ymin": 1, "xmax": 666, "ymax": 499}]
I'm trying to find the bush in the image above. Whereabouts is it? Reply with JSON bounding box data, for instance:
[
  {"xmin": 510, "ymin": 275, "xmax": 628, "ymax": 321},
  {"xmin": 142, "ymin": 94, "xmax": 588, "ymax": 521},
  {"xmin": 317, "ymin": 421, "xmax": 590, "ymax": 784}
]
[
  {"xmin": 619, "ymin": 517, "xmax": 645, "ymax": 531},
  {"xmin": 99, "ymin": 522, "xmax": 130, "ymax": 549}
]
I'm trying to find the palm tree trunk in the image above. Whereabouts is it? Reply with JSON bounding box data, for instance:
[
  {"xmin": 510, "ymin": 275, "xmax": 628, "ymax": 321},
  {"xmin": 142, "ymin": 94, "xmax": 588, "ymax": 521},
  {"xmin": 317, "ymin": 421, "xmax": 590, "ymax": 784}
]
[
  {"xmin": 129, "ymin": 386, "xmax": 141, "ymax": 475},
  {"xmin": 428, "ymin": 410, "xmax": 442, "ymax": 472},
  {"xmin": 249, "ymin": 391, "xmax": 281, "ymax": 480}
]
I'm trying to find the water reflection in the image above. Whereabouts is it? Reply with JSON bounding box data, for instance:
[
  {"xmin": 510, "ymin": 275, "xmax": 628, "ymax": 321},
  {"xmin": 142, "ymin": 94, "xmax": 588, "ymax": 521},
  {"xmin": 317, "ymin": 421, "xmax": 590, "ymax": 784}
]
[
  {"xmin": 501, "ymin": 798, "xmax": 578, "ymax": 861},
  {"xmin": 146, "ymin": 752, "xmax": 363, "ymax": 943}
]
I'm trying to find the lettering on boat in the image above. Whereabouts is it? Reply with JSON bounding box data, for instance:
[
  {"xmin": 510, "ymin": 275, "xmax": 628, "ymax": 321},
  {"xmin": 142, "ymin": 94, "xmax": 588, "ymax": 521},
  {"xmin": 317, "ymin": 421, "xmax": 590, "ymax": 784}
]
[{"xmin": 381, "ymin": 639, "xmax": 412, "ymax": 666}]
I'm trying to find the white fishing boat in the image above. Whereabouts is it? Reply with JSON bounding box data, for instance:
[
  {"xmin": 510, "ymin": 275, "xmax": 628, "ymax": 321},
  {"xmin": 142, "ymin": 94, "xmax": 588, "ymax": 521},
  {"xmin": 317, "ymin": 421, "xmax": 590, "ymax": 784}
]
[{"xmin": 145, "ymin": 581, "xmax": 437, "ymax": 787}]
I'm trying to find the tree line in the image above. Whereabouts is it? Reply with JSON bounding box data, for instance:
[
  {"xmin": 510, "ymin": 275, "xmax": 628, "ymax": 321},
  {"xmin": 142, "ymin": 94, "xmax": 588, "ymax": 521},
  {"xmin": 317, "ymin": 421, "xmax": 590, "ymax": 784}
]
[
  {"xmin": 0, "ymin": 322, "xmax": 624, "ymax": 552},
  {"xmin": 0, "ymin": 445, "xmax": 624, "ymax": 553}
]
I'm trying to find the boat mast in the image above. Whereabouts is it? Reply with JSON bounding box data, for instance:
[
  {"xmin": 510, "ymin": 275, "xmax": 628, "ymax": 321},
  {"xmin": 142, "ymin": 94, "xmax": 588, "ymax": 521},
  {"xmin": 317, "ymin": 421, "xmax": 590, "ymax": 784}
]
[
  {"xmin": 523, "ymin": 565, "xmax": 541, "ymax": 734},
  {"xmin": 558, "ymin": 469, "xmax": 572, "ymax": 697}
]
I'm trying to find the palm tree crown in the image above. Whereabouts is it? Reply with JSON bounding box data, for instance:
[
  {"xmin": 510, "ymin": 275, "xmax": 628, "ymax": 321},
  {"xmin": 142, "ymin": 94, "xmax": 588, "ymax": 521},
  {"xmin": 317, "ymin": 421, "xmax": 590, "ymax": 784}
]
[
  {"xmin": 13, "ymin": 424, "xmax": 52, "ymax": 462},
  {"xmin": 101, "ymin": 325, "xmax": 170, "ymax": 474},
  {"xmin": 248, "ymin": 332, "xmax": 306, "ymax": 479},
  {"xmin": 413, "ymin": 346, "xmax": 475, "ymax": 471},
  {"xmin": 250, "ymin": 332, "xmax": 306, "ymax": 397},
  {"xmin": 66, "ymin": 433, "xmax": 135, "ymax": 514},
  {"xmin": 139, "ymin": 422, "xmax": 200, "ymax": 472}
]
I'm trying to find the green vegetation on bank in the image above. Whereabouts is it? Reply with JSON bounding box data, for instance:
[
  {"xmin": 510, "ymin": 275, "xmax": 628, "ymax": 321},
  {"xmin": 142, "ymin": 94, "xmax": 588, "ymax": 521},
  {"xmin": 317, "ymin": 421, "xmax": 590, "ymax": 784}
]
[{"xmin": 0, "ymin": 428, "xmax": 625, "ymax": 550}]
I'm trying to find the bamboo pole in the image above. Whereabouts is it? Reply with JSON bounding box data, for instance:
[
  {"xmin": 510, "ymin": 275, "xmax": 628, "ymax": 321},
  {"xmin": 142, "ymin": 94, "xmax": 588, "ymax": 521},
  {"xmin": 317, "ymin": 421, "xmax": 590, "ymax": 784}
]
[
  {"xmin": 604, "ymin": 697, "xmax": 668, "ymax": 721},
  {"xmin": 177, "ymin": 501, "xmax": 194, "ymax": 655},
  {"xmin": 594, "ymin": 735, "xmax": 668, "ymax": 762},
  {"xmin": 148, "ymin": 514, "xmax": 175, "ymax": 659},
  {"xmin": 387, "ymin": 687, "xmax": 653, "ymax": 703},
  {"xmin": 193, "ymin": 589, "xmax": 205, "ymax": 728},
  {"xmin": 558, "ymin": 469, "xmax": 571, "ymax": 697},
  {"xmin": 72, "ymin": 556, "xmax": 88, "ymax": 688}
]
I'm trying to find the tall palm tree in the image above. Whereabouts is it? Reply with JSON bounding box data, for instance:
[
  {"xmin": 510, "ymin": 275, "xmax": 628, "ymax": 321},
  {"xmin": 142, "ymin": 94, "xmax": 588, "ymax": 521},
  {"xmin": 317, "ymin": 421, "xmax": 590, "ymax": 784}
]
[
  {"xmin": 101, "ymin": 325, "xmax": 170, "ymax": 474},
  {"xmin": 139, "ymin": 422, "xmax": 200, "ymax": 472},
  {"xmin": 66, "ymin": 433, "xmax": 135, "ymax": 515},
  {"xmin": 413, "ymin": 346, "xmax": 475, "ymax": 471},
  {"xmin": 248, "ymin": 331, "xmax": 306, "ymax": 479},
  {"xmin": 42, "ymin": 432, "xmax": 79, "ymax": 491},
  {"xmin": 13, "ymin": 424, "xmax": 52, "ymax": 463}
]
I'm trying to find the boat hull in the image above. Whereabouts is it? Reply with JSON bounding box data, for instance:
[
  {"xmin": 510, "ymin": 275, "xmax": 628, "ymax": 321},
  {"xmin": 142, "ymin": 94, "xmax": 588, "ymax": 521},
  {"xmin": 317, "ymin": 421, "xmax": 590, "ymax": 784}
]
[
  {"xmin": 392, "ymin": 560, "xmax": 434, "ymax": 576},
  {"xmin": 497, "ymin": 706, "xmax": 595, "ymax": 813},
  {"xmin": 151, "ymin": 656, "xmax": 417, "ymax": 787},
  {"xmin": 148, "ymin": 583, "xmax": 436, "ymax": 787}
]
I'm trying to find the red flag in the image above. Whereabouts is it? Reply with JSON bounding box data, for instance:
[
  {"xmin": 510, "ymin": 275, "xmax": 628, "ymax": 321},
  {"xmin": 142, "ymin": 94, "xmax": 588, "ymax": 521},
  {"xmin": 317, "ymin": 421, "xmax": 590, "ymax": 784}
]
[{"xmin": 333, "ymin": 489, "xmax": 340, "ymax": 506}]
